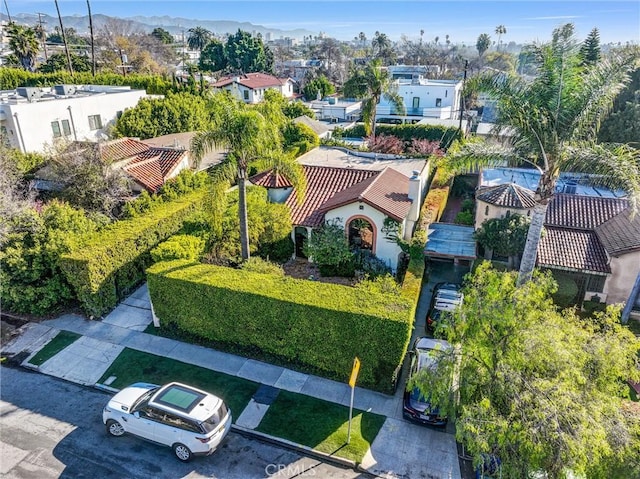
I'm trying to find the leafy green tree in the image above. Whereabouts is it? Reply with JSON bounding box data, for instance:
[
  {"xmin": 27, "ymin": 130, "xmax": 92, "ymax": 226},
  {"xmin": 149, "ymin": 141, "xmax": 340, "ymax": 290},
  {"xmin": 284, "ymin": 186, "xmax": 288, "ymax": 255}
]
[
  {"xmin": 302, "ymin": 75, "xmax": 335, "ymax": 100},
  {"xmin": 474, "ymin": 214, "xmax": 530, "ymax": 268},
  {"xmin": 580, "ymin": 27, "xmax": 601, "ymax": 66},
  {"xmin": 411, "ymin": 263, "xmax": 640, "ymax": 478},
  {"xmin": 225, "ymin": 29, "xmax": 274, "ymax": 74},
  {"xmin": 476, "ymin": 33, "xmax": 491, "ymax": 59},
  {"xmin": 0, "ymin": 200, "xmax": 101, "ymax": 314},
  {"xmin": 262, "ymin": 89, "xmax": 314, "ymax": 119},
  {"xmin": 114, "ymin": 92, "xmax": 211, "ymax": 139},
  {"xmin": 198, "ymin": 39, "xmax": 226, "ymax": 72},
  {"xmin": 39, "ymin": 52, "xmax": 91, "ymax": 74},
  {"xmin": 282, "ymin": 122, "xmax": 319, "ymax": 154},
  {"xmin": 7, "ymin": 23, "xmax": 40, "ymax": 71},
  {"xmin": 447, "ymin": 24, "xmax": 640, "ymax": 285},
  {"xmin": 599, "ymin": 61, "xmax": 640, "ymax": 146},
  {"xmin": 192, "ymin": 93, "xmax": 304, "ymax": 260},
  {"xmin": 46, "ymin": 26, "xmax": 87, "ymax": 46},
  {"xmin": 151, "ymin": 27, "xmax": 174, "ymax": 45},
  {"xmin": 343, "ymin": 59, "xmax": 405, "ymax": 137},
  {"xmin": 187, "ymin": 26, "xmax": 212, "ymax": 52}
]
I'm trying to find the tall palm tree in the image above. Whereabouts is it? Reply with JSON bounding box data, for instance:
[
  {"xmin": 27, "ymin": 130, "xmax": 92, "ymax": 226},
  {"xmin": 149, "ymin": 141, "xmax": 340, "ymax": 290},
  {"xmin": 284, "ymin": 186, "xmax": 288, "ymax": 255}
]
[
  {"xmin": 449, "ymin": 24, "xmax": 640, "ymax": 285},
  {"xmin": 343, "ymin": 59, "xmax": 405, "ymax": 138},
  {"xmin": 191, "ymin": 94, "xmax": 305, "ymax": 261},
  {"xmin": 495, "ymin": 25, "xmax": 507, "ymax": 51},
  {"xmin": 7, "ymin": 23, "xmax": 40, "ymax": 71},
  {"xmin": 187, "ymin": 26, "xmax": 212, "ymax": 52}
]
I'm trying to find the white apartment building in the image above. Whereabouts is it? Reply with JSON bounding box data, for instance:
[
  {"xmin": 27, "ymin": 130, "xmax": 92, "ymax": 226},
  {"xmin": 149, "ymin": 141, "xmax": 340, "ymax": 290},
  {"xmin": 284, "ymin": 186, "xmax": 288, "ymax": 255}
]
[{"xmin": 0, "ymin": 84, "xmax": 148, "ymax": 153}]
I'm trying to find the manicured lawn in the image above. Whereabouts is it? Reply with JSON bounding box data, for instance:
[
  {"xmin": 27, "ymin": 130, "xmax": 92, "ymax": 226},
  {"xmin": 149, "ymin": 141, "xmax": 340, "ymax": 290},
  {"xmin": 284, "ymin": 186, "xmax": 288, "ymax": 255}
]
[
  {"xmin": 28, "ymin": 331, "xmax": 81, "ymax": 366},
  {"xmin": 256, "ymin": 390, "xmax": 385, "ymax": 463},
  {"xmin": 97, "ymin": 348, "xmax": 259, "ymax": 421}
]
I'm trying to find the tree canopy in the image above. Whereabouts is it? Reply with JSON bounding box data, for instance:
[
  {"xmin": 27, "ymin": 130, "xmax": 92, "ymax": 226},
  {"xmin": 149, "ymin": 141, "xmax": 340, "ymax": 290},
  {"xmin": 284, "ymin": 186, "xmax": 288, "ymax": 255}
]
[
  {"xmin": 199, "ymin": 29, "xmax": 274, "ymax": 74},
  {"xmin": 412, "ymin": 263, "xmax": 640, "ymax": 478},
  {"xmin": 39, "ymin": 52, "xmax": 91, "ymax": 74}
]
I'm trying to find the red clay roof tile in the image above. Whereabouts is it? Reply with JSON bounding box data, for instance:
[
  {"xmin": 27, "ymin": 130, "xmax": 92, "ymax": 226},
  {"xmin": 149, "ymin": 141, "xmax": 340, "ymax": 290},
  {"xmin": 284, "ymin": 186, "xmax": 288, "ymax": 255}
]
[{"xmin": 537, "ymin": 227, "xmax": 611, "ymax": 273}]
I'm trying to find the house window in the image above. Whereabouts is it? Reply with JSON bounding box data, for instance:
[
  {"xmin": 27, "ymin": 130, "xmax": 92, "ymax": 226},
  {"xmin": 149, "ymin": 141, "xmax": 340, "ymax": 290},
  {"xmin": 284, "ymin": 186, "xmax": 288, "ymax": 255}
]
[
  {"xmin": 51, "ymin": 121, "xmax": 62, "ymax": 138},
  {"xmin": 435, "ymin": 98, "xmax": 442, "ymax": 107},
  {"xmin": 61, "ymin": 119, "xmax": 71, "ymax": 136},
  {"xmin": 88, "ymin": 114, "xmax": 102, "ymax": 130},
  {"xmin": 485, "ymin": 205, "xmax": 489, "ymax": 216},
  {"xmin": 586, "ymin": 275, "xmax": 606, "ymax": 293},
  {"xmin": 445, "ymin": 90, "xmax": 448, "ymax": 97},
  {"xmin": 412, "ymin": 97, "xmax": 420, "ymax": 109},
  {"xmin": 243, "ymin": 90, "xmax": 249, "ymax": 100}
]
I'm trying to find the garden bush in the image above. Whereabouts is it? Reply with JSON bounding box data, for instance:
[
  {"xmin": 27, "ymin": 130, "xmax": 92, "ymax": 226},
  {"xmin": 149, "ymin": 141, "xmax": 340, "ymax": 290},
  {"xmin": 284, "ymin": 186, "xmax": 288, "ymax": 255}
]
[
  {"xmin": 147, "ymin": 260, "xmax": 413, "ymax": 393},
  {"xmin": 345, "ymin": 124, "xmax": 461, "ymax": 148},
  {"xmin": 150, "ymin": 234, "xmax": 206, "ymax": 262},
  {"xmin": 59, "ymin": 189, "xmax": 206, "ymax": 317},
  {"xmin": 240, "ymin": 257, "xmax": 285, "ymax": 277}
]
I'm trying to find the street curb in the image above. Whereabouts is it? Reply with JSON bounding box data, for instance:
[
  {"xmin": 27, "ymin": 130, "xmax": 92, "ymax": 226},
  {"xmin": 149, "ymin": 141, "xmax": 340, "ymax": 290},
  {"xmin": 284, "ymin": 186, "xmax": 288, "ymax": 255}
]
[{"xmin": 94, "ymin": 383, "xmax": 119, "ymax": 393}]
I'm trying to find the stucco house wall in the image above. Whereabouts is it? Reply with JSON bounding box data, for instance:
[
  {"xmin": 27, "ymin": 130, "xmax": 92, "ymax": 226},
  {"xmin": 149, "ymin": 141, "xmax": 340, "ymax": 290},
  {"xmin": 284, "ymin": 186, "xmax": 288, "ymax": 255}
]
[
  {"xmin": 474, "ymin": 199, "xmax": 532, "ymax": 229},
  {"xmin": 323, "ymin": 202, "xmax": 404, "ymax": 271},
  {"xmin": 604, "ymin": 250, "xmax": 640, "ymax": 305}
]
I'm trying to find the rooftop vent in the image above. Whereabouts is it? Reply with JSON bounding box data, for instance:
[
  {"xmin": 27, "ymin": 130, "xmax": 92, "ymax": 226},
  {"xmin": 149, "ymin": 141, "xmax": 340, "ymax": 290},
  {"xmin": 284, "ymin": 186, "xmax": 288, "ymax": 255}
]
[
  {"xmin": 54, "ymin": 85, "xmax": 76, "ymax": 96},
  {"xmin": 564, "ymin": 180, "xmax": 578, "ymax": 195},
  {"xmin": 16, "ymin": 87, "xmax": 41, "ymax": 102}
]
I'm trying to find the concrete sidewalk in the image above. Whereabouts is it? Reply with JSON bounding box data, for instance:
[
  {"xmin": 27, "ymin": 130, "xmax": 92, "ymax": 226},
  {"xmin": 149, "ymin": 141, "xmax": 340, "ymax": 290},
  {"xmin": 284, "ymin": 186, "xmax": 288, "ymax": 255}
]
[{"xmin": 2, "ymin": 283, "xmax": 461, "ymax": 479}]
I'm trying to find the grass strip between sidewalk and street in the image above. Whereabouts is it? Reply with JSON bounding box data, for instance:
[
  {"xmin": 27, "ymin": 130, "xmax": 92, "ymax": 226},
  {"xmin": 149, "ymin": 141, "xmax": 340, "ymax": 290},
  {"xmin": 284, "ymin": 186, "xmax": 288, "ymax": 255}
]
[
  {"xmin": 256, "ymin": 390, "xmax": 386, "ymax": 464},
  {"xmin": 97, "ymin": 348, "xmax": 258, "ymax": 422},
  {"xmin": 28, "ymin": 331, "xmax": 82, "ymax": 366}
]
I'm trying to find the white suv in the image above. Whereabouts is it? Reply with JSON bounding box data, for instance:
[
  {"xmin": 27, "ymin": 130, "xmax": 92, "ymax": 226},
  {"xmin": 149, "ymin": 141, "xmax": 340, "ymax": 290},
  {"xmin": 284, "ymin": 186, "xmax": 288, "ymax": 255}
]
[{"xmin": 103, "ymin": 382, "xmax": 232, "ymax": 461}]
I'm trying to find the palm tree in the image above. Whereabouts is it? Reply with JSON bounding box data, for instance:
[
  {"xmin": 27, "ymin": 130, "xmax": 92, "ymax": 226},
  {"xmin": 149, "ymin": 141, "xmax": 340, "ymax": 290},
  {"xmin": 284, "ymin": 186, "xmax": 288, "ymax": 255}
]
[
  {"xmin": 343, "ymin": 59, "xmax": 405, "ymax": 137},
  {"xmin": 495, "ymin": 25, "xmax": 507, "ymax": 51},
  {"xmin": 476, "ymin": 33, "xmax": 491, "ymax": 60},
  {"xmin": 187, "ymin": 26, "xmax": 212, "ymax": 52},
  {"xmin": 449, "ymin": 24, "xmax": 640, "ymax": 285},
  {"xmin": 7, "ymin": 23, "xmax": 40, "ymax": 71},
  {"xmin": 191, "ymin": 94, "xmax": 305, "ymax": 261}
]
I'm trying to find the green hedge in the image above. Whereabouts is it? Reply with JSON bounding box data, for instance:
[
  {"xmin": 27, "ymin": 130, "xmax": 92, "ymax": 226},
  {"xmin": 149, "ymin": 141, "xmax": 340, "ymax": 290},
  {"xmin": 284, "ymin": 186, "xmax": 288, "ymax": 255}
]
[
  {"xmin": 146, "ymin": 260, "xmax": 413, "ymax": 393},
  {"xmin": 59, "ymin": 190, "xmax": 205, "ymax": 317},
  {"xmin": 344, "ymin": 124, "xmax": 462, "ymax": 148}
]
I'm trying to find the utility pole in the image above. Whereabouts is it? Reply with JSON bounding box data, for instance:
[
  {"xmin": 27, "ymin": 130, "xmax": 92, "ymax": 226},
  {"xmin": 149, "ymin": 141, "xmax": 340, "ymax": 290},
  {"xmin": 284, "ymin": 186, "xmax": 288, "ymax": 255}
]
[
  {"xmin": 36, "ymin": 12, "xmax": 48, "ymax": 61},
  {"xmin": 118, "ymin": 48, "xmax": 127, "ymax": 77},
  {"xmin": 54, "ymin": 0, "xmax": 74, "ymax": 76},
  {"xmin": 3, "ymin": 0, "xmax": 11, "ymax": 23},
  {"xmin": 86, "ymin": 0, "xmax": 96, "ymax": 76}
]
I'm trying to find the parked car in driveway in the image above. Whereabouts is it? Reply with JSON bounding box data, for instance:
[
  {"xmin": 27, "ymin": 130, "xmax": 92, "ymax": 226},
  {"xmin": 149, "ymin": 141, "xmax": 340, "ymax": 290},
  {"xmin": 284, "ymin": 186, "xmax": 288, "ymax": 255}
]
[
  {"xmin": 403, "ymin": 337, "xmax": 452, "ymax": 427},
  {"xmin": 103, "ymin": 382, "xmax": 232, "ymax": 461},
  {"xmin": 426, "ymin": 282, "xmax": 463, "ymax": 333}
]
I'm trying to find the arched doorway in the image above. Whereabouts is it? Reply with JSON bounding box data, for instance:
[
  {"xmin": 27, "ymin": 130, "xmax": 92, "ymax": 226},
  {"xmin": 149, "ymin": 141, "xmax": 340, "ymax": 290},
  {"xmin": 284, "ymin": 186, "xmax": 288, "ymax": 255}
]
[{"xmin": 347, "ymin": 216, "xmax": 376, "ymax": 253}]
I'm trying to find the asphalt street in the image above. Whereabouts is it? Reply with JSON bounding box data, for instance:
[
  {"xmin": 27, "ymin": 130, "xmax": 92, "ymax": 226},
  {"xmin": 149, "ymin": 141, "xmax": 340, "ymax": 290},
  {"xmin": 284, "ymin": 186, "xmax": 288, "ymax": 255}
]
[{"xmin": 0, "ymin": 366, "xmax": 370, "ymax": 479}]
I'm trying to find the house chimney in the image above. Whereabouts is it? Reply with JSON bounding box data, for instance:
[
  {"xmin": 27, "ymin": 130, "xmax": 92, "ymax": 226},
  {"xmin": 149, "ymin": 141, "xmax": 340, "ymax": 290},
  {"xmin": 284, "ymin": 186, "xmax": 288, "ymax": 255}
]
[{"xmin": 407, "ymin": 170, "xmax": 422, "ymax": 222}]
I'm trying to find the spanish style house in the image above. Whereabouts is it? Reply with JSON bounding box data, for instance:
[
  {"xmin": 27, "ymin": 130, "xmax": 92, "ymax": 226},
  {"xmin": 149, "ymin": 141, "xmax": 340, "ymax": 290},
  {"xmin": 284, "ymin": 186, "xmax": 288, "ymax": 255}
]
[
  {"xmin": 475, "ymin": 169, "xmax": 640, "ymax": 311},
  {"xmin": 250, "ymin": 148, "xmax": 430, "ymax": 271},
  {"xmin": 211, "ymin": 73, "xmax": 295, "ymax": 103},
  {"xmin": 0, "ymin": 84, "xmax": 148, "ymax": 153}
]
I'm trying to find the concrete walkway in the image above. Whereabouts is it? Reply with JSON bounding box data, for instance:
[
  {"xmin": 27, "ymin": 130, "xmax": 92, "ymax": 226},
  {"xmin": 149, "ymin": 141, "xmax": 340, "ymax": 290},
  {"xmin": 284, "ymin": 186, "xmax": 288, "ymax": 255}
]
[{"xmin": 2, "ymin": 283, "xmax": 461, "ymax": 479}]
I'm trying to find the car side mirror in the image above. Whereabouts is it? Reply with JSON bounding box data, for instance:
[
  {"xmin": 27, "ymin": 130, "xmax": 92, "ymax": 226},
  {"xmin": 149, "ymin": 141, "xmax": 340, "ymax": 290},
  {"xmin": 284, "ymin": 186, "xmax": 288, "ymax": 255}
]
[{"xmin": 133, "ymin": 411, "xmax": 140, "ymax": 418}]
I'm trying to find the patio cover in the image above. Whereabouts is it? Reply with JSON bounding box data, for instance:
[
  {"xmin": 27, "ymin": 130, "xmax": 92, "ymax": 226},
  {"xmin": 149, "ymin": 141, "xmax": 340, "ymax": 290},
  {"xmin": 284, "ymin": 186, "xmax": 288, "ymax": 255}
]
[{"xmin": 424, "ymin": 223, "xmax": 476, "ymax": 260}]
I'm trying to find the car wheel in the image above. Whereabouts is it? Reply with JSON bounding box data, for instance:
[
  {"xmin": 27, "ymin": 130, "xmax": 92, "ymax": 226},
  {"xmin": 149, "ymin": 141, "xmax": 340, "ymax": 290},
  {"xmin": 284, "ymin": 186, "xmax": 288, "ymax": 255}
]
[
  {"xmin": 106, "ymin": 419, "xmax": 125, "ymax": 437},
  {"xmin": 173, "ymin": 443, "xmax": 192, "ymax": 462}
]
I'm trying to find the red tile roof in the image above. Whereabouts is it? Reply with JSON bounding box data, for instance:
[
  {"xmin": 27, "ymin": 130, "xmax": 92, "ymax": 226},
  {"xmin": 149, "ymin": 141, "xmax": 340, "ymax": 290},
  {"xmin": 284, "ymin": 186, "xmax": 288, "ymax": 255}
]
[
  {"xmin": 98, "ymin": 138, "xmax": 150, "ymax": 162},
  {"xmin": 319, "ymin": 167, "xmax": 412, "ymax": 221},
  {"xmin": 286, "ymin": 166, "xmax": 379, "ymax": 227},
  {"xmin": 595, "ymin": 208, "xmax": 640, "ymax": 256},
  {"xmin": 249, "ymin": 170, "xmax": 294, "ymax": 188},
  {"xmin": 213, "ymin": 73, "xmax": 290, "ymax": 90},
  {"xmin": 123, "ymin": 148, "xmax": 188, "ymax": 193},
  {"xmin": 545, "ymin": 194, "xmax": 629, "ymax": 230},
  {"xmin": 476, "ymin": 183, "xmax": 537, "ymax": 209},
  {"xmin": 537, "ymin": 227, "xmax": 611, "ymax": 273}
]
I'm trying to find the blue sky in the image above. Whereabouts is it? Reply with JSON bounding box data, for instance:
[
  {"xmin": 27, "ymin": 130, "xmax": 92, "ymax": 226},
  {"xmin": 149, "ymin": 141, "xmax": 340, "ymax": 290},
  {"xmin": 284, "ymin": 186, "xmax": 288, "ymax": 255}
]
[{"xmin": 8, "ymin": 1, "xmax": 640, "ymax": 44}]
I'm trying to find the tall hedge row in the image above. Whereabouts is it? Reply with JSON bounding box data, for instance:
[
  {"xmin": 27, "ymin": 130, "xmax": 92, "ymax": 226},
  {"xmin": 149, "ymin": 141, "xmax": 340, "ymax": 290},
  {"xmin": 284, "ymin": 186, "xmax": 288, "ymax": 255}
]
[
  {"xmin": 146, "ymin": 260, "xmax": 414, "ymax": 393},
  {"xmin": 344, "ymin": 124, "xmax": 462, "ymax": 148},
  {"xmin": 59, "ymin": 190, "xmax": 205, "ymax": 317}
]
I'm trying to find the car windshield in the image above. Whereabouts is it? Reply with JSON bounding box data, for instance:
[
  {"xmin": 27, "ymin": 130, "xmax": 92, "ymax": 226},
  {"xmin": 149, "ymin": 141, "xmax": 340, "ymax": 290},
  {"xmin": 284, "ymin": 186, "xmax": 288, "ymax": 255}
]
[
  {"xmin": 132, "ymin": 387, "xmax": 159, "ymax": 412},
  {"xmin": 200, "ymin": 403, "xmax": 229, "ymax": 433}
]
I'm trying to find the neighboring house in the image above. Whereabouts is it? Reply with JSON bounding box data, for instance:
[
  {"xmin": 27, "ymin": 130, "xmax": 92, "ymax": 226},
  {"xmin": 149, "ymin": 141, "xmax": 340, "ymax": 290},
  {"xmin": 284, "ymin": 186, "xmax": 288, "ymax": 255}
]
[
  {"xmin": 309, "ymin": 98, "xmax": 362, "ymax": 122},
  {"xmin": 142, "ymin": 131, "xmax": 225, "ymax": 171},
  {"xmin": 32, "ymin": 137, "xmax": 190, "ymax": 194},
  {"xmin": 475, "ymin": 170, "xmax": 639, "ymax": 310},
  {"xmin": 376, "ymin": 72, "xmax": 463, "ymax": 122},
  {"xmin": 249, "ymin": 147, "xmax": 430, "ymax": 271},
  {"xmin": 211, "ymin": 73, "xmax": 295, "ymax": 103},
  {"xmin": 293, "ymin": 115, "xmax": 331, "ymax": 139},
  {"xmin": 0, "ymin": 84, "xmax": 148, "ymax": 153},
  {"xmin": 275, "ymin": 59, "xmax": 323, "ymax": 84}
]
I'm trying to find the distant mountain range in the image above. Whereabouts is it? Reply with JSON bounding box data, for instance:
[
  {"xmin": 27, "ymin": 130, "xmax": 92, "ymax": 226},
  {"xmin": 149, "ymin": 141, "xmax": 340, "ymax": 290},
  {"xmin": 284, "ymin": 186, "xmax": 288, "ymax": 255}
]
[{"xmin": 1, "ymin": 13, "xmax": 315, "ymax": 40}]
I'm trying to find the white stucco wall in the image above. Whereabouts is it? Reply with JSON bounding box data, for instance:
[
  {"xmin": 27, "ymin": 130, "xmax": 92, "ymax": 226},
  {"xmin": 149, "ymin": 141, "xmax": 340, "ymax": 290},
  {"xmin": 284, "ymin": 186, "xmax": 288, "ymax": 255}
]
[
  {"xmin": 221, "ymin": 80, "xmax": 295, "ymax": 104},
  {"xmin": 377, "ymin": 80, "xmax": 462, "ymax": 119},
  {"xmin": 604, "ymin": 250, "xmax": 640, "ymax": 305},
  {"xmin": 323, "ymin": 202, "xmax": 404, "ymax": 271},
  {"xmin": 1, "ymin": 89, "xmax": 146, "ymax": 153}
]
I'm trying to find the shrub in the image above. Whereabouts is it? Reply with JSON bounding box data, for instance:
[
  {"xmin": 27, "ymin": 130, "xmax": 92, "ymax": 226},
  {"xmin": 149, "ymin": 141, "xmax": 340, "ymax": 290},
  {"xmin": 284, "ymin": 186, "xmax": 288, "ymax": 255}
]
[
  {"xmin": 240, "ymin": 257, "xmax": 285, "ymax": 277},
  {"xmin": 257, "ymin": 236, "xmax": 294, "ymax": 263},
  {"xmin": 455, "ymin": 210, "xmax": 474, "ymax": 225},
  {"xmin": 303, "ymin": 219, "xmax": 354, "ymax": 277},
  {"xmin": 151, "ymin": 234, "xmax": 206, "ymax": 262},
  {"xmin": 345, "ymin": 124, "xmax": 461, "ymax": 148},
  {"xmin": 366, "ymin": 134, "xmax": 404, "ymax": 154},
  {"xmin": 59, "ymin": 189, "xmax": 206, "ymax": 317},
  {"xmin": 147, "ymin": 260, "xmax": 413, "ymax": 392}
]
